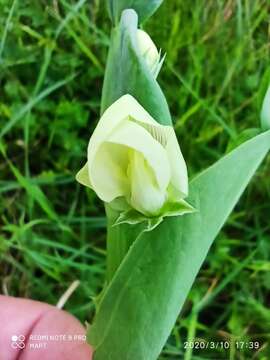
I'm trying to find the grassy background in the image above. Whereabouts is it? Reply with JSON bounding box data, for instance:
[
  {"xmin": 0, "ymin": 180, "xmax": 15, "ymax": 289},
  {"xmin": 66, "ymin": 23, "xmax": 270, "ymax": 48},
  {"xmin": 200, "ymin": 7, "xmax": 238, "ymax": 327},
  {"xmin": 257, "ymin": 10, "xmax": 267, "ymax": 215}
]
[{"xmin": 0, "ymin": 0, "xmax": 269, "ymax": 359}]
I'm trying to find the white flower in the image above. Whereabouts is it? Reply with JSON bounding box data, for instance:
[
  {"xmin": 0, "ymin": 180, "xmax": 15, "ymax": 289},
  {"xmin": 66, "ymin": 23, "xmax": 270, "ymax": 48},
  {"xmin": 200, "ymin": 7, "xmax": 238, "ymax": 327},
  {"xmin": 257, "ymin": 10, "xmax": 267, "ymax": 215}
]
[
  {"xmin": 137, "ymin": 29, "xmax": 163, "ymax": 78},
  {"xmin": 261, "ymin": 84, "xmax": 270, "ymax": 131},
  {"xmin": 76, "ymin": 94, "xmax": 191, "ymax": 218}
]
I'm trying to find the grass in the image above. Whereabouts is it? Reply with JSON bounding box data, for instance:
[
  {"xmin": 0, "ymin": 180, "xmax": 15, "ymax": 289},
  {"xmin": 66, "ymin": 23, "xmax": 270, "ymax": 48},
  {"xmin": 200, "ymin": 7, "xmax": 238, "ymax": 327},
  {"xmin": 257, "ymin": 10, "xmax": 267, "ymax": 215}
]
[{"xmin": 0, "ymin": 0, "xmax": 269, "ymax": 359}]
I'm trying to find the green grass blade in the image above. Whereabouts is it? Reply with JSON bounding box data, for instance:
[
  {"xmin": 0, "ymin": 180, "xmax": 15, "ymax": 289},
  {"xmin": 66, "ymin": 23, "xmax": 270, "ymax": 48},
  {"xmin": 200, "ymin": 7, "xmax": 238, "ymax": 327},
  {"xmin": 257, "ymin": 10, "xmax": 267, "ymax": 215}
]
[
  {"xmin": 0, "ymin": 0, "xmax": 18, "ymax": 62},
  {"xmin": 7, "ymin": 160, "xmax": 58, "ymax": 222},
  {"xmin": 0, "ymin": 73, "xmax": 77, "ymax": 139}
]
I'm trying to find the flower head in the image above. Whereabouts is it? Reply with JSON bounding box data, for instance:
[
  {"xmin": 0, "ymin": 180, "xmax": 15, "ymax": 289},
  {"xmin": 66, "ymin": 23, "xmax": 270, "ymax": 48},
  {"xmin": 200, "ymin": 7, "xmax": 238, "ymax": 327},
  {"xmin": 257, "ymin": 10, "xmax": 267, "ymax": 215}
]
[{"xmin": 76, "ymin": 95, "xmax": 193, "ymax": 223}]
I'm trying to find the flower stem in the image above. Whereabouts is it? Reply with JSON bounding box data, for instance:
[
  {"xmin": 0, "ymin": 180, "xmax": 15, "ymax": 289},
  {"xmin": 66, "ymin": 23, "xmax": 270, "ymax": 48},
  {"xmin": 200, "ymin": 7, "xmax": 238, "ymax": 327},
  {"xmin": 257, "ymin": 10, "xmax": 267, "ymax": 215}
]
[{"xmin": 106, "ymin": 205, "xmax": 144, "ymax": 282}]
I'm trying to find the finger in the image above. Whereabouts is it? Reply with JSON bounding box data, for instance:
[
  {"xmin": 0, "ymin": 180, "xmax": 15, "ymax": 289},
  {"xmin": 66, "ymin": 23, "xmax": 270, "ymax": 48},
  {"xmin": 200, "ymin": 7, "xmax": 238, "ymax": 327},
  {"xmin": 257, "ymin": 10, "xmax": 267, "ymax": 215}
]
[{"xmin": 0, "ymin": 295, "xmax": 93, "ymax": 360}]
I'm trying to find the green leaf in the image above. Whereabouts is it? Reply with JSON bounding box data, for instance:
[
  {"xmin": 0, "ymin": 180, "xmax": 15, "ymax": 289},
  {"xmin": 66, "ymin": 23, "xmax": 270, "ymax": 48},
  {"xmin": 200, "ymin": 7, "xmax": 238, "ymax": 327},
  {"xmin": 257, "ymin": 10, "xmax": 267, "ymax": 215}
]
[
  {"xmin": 88, "ymin": 130, "xmax": 270, "ymax": 360},
  {"xmin": 226, "ymin": 127, "xmax": 261, "ymax": 152},
  {"xmin": 101, "ymin": 9, "xmax": 171, "ymax": 126},
  {"xmin": 107, "ymin": 0, "xmax": 164, "ymax": 25}
]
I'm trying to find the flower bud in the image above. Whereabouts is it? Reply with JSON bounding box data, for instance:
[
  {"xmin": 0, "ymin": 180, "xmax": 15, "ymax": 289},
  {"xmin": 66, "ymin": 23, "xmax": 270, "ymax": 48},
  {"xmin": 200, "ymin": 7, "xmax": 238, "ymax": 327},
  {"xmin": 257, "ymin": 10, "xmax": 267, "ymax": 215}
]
[
  {"xmin": 76, "ymin": 95, "xmax": 193, "ymax": 219},
  {"xmin": 137, "ymin": 29, "xmax": 162, "ymax": 78},
  {"xmin": 260, "ymin": 84, "xmax": 270, "ymax": 131}
]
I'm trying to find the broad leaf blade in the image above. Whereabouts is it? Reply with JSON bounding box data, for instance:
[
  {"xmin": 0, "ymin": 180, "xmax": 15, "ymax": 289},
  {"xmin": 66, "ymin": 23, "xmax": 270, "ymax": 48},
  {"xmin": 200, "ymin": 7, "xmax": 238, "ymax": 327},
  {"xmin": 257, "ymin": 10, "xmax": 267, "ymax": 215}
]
[
  {"xmin": 107, "ymin": 0, "xmax": 164, "ymax": 24},
  {"xmin": 89, "ymin": 130, "xmax": 270, "ymax": 360}
]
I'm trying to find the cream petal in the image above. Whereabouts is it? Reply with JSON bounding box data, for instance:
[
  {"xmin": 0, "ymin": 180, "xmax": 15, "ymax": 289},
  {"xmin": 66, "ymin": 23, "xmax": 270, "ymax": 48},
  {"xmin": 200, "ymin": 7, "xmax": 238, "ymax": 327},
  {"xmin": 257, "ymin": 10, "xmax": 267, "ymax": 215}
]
[
  {"xmin": 76, "ymin": 162, "xmax": 92, "ymax": 188},
  {"xmin": 134, "ymin": 121, "xmax": 170, "ymax": 147},
  {"xmin": 165, "ymin": 127, "xmax": 188, "ymax": 197},
  {"xmin": 90, "ymin": 143, "xmax": 129, "ymax": 202},
  {"xmin": 105, "ymin": 119, "xmax": 171, "ymax": 191},
  {"xmin": 128, "ymin": 150, "xmax": 166, "ymax": 216},
  {"xmin": 137, "ymin": 29, "xmax": 159, "ymax": 72},
  {"xmin": 88, "ymin": 95, "xmax": 156, "ymax": 158},
  {"xmin": 88, "ymin": 95, "xmax": 167, "ymax": 171},
  {"xmin": 83, "ymin": 94, "xmax": 189, "ymax": 212}
]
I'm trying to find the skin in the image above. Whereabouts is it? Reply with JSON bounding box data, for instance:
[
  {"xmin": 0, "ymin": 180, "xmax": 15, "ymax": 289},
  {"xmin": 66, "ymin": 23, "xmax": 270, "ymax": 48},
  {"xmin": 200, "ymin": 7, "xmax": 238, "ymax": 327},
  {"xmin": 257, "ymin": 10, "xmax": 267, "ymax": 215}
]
[{"xmin": 0, "ymin": 295, "xmax": 93, "ymax": 360}]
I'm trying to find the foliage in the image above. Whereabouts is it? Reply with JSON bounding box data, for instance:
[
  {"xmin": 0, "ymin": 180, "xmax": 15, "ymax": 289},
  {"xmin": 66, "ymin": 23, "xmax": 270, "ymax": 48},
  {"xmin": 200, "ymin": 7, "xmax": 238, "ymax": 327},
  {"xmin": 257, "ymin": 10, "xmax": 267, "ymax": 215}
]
[{"xmin": 0, "ymin": 0, "xmax": 270, "ymax": 359}]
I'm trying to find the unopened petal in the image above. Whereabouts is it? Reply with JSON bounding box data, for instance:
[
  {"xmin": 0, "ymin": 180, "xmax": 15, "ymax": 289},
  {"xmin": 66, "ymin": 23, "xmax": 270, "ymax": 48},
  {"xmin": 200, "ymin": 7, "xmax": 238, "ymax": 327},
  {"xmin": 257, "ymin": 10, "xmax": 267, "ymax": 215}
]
[
  {"xmin": 129, "ymin": 150, "xmax": 166, "ymax": 216},
  {"xmin": 90, "ymin": 143, "xmax": 129, "ymax": 202},
  {"xmin": 87, "ymin": 95, "xmax": 158, "ymax": 170},
  {"xmin": 106, "ymin": 119, "xmax": 171, "ymax": 191},
  {"xmin": 76, "ymin": 162, "xmax": 92, "ymax": 188},
  {"xmin": 137, "ymin": 29, "xmax": 159, "ymax": 72},
  {"xmin": 166, "ymin": 128, "xmax": 188, "ymax": 197}
]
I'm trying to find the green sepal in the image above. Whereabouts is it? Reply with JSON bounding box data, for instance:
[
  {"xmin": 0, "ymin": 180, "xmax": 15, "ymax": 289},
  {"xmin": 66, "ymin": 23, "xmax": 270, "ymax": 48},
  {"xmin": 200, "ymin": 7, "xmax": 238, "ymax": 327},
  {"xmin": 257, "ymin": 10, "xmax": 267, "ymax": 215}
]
[{"xmin": 114, "ymin": 199, "xmax": 196, "ymax": 231}]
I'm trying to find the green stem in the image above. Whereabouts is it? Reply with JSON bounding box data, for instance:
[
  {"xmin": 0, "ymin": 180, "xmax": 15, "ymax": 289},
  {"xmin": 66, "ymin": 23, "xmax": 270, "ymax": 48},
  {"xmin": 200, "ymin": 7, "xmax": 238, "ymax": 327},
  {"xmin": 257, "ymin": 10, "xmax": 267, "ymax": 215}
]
[{"xmin": 105, "ymin": 205, "xmax": 144, "ymax": 282}]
